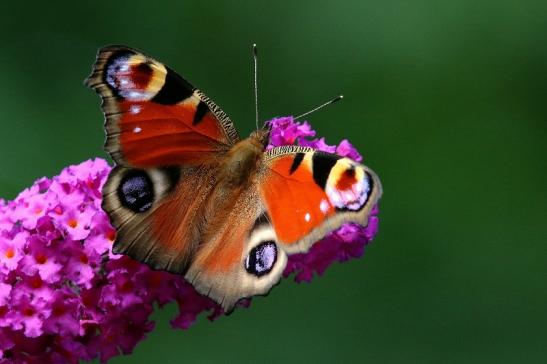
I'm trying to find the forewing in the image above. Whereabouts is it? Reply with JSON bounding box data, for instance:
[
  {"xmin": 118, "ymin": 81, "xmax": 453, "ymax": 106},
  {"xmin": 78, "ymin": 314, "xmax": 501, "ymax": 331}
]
[
  {"xmin": 86, "ymin": 45, "xmax": 240, "ymax": 168},
  {"xmin": 259, "ymin": 146, "xmax": 382, "ymax": 253}
]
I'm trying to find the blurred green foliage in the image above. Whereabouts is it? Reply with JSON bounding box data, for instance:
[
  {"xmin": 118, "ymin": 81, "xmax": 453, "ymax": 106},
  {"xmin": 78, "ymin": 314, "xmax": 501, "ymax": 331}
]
[{"xmin": 0, "ymin": 1, "xmax": 545, "ymax": 363}]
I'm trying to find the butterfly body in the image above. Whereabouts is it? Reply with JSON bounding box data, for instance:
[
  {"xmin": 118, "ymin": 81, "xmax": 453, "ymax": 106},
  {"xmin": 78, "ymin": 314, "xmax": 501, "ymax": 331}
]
[
  {"xmin": 87, "ymin": 46, "xmax": 382, "ymax": 310},
  {"xmin": 216, "ymin": 130, "xmax": 269, "ymax": 188}
]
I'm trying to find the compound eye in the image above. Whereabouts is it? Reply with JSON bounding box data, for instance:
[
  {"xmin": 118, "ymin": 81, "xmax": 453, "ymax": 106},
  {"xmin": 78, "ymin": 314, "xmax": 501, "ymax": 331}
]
[
  {"xmin": 245, "ymin": 241, "xmax": 277, "ymax": 277},
  {"xmin": 118, "ymin": 170, "xmax": 154, "ymax": 213}
]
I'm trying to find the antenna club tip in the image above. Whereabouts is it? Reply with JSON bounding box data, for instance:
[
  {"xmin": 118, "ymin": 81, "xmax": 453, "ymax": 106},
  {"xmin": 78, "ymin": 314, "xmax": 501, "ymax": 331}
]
[{"xmin": 252, "ymin": 44, "xmax": 258, "ymax": 55}]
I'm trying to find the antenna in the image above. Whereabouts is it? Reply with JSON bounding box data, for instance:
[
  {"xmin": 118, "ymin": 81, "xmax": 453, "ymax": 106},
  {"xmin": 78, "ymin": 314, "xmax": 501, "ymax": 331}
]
[
  {"xmin": 253, "ymin": 43, "xmax": 259, "ymax": 130},
  {"xmin": 294, "ymin": 95, "xmax": 344, "ymax": 120}
]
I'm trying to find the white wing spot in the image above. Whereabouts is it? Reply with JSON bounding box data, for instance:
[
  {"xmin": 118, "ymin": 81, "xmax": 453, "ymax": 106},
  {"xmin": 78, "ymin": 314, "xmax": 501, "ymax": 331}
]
[
  {"xmin": 133, "ymin": 127, "xmax": 142, "ymax": 133},
  {"xmin": 128, "ymin": 91, "xmax": 144, "ymax": 100},
  {"xmin": 130, "ymin": 105, "xmax": 142, "ymax": 114},
  {"xmin": 304, "ymin": 213, "xmax": 311, "ymax": 222},
  {"xmin": 320, "ymin": 199, "xmax": 330, "ymax": 214}
]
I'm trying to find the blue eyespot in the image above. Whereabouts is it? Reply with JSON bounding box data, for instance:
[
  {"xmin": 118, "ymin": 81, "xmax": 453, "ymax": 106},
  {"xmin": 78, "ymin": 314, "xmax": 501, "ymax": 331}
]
[
  {"xmin": 118, "ymin": 170, "xmax": 154, "ymax": 213},
  {"xmin": 245, "ymin": 241, "xmax": 277, "ymax": 277}
]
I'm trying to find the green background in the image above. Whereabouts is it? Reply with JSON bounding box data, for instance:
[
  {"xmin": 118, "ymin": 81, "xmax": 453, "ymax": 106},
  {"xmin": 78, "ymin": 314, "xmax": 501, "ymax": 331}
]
[{"xmin": 1, "ymin": 1, "xmax": 546, "ymax": 363}]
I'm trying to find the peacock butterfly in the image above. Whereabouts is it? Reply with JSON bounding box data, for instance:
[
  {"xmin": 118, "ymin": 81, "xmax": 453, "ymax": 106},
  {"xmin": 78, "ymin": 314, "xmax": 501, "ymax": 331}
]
[{"xmin": 86, "ymin": 46, "xmax": 382, "ymax": 311}]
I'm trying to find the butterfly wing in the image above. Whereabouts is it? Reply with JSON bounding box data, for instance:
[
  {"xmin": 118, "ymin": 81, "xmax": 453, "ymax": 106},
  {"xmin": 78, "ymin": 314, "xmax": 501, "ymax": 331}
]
[
  {"xmin": 102, "ymin": 165, "xmax": 218, "ymax": 273},
  {"xmin": 184, "ymin": 187, "xmax": 288, "ymax": 311},
  {"xmin": 86, "ymin": 45, "xmax": 240, "ymax": 168},
  {"xmin": 185, "ymin": 146, "xmax": 382, "ymax": 311},
  {"xmin": 259, "ymin": 146, "xmax": 382, "ymax": 251}
]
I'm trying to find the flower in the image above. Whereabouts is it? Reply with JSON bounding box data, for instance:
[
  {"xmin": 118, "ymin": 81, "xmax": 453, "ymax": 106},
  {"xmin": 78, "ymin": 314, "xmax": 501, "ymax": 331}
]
[
  {"xmin": 0, "ymin": 116, "xmax": 379, "ymax": 363},
  {"xmin": 267, "ymin": 117, "xmax": 316, "ymax": 146}
]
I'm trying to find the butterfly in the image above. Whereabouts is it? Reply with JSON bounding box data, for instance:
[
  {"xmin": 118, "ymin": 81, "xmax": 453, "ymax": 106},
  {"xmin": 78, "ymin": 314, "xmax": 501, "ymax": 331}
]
[{"xmin": 85, "ymin": 45, "xmax": 382, "ymax": 311}]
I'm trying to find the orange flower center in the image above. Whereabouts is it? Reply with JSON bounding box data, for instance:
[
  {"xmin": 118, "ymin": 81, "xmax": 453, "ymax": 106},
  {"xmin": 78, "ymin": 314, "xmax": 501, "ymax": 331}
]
[
  {"xmin": 29, "ymin": 277, "xmax": 43, "ymax": 289},
  {"xmin": 79, "ymin": 254, "xmax": 89, "ymax": 264},
  {"xmin": 149, "ymin": 272, "xmax": 163, "ymax": 286},
  {"xmin": 68, "ymin": 219, "xmax": 78, "ymax": 228},
  {"xmin": 106, "ymin": 229, "xmax": 116, "ymax": 242},
  {"xmin": 52, "ymin": 305, "xmax": 66, "ymax": 316},
  {"xmin": 5, "ymin": 248, "xmax": 15, "ymax": 259},
  {"xmin": 23, "ymin": 307, "xmax": 35, "ymax": 317},
  {"xmin": 120, "ymin": 280, "xmax": 133, "ymax": 292},
  {"xmin": 35, "ymin": 254, "xmax": 47, "ymax": 264}
]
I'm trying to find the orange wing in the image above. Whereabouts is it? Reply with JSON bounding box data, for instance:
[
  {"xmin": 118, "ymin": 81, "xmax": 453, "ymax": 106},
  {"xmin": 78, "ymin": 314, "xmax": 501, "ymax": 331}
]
[
  {"xmin": 259, "ymin": 146, "xmax": 382, "ymax": 253},
  {"xmin": 86, "ymin": 45, "xmax": 239, "ymax": 168}
]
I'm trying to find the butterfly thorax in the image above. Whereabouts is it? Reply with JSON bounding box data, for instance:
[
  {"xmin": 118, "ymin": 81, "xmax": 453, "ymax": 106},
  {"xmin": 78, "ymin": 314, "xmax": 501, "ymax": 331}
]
[{"xmin": 218, "ymin": 130, "xmax": 269, "ymax": 188}]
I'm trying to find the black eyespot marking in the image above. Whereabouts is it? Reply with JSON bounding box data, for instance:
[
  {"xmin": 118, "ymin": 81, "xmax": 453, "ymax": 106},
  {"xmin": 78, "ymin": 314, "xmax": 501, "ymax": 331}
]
[
  {"xmin": 118, "ymin": 170, "xmax": 154, "ymax": 213},
  {"xmin": 132, "ymin": 62, "xmax": 154, "ymax": 88},
  {"xmin": 245, "ymin": 241, "xmax": 277, "ymax": 277},
  {"xmin": 364, "ymin": 171, "xmax": 374, "ymax": 206},
  {"xmin": 289, "ymin": 152, "xmax": 305, "ymax": 174},
  {"xmin": 160, "ymin": 166, "xmax": 181, "ymax": 192},
  {"xmin": 345, "ymin": 166, "xmax": 356, "ymax": 179},
  {"xmin": 151, "ymin": 67, "xmax": 194, "ymax": 105},
  {"xmin": 193, "ymin": 100, "xmax": 209, "ymax": 125},
  {"xmin": 251, "ymin": 213, "xmax": 271, "ymax": 232},
  {"xmin": 312, "ymin": 151, "xmax": 341, "ymax": 189}
]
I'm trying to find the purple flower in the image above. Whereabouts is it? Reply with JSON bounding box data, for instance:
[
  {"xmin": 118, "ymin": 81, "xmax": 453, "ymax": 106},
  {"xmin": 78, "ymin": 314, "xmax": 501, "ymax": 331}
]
[
  {"xmin": 0, "ymin": 116, "xmax": 379, "ymax": 363},
  {"xmin": 0, "ymin": 232, "xmax": 26, "ymax": 275},
  {"xmin": 267, "ymin": 117, "xmax": 316, "ymax": 147},
  {"xmin": 336, "ymin": 139, "xmax": 363, "ymax": 162}
]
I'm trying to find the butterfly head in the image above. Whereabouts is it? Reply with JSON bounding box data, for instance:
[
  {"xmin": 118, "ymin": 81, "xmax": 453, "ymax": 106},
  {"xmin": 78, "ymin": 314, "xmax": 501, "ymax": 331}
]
[{"xmin": 249, "ymin": 128, "xmax": 271, "ymax": 150}]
